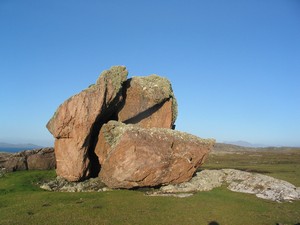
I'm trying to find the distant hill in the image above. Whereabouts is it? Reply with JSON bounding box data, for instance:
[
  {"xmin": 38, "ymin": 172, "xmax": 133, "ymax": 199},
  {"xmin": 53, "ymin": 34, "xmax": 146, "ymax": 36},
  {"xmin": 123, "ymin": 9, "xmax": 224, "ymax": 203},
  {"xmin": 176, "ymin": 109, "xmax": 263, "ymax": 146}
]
[
  {"xmin": 223, "ymin": 141, "xmax": 267, "ymax": 148},
  {"xmin": 213, "ymin": 143, "xmax": 300, "ymax": 153},
  {"xmin": 0, "ymin": 142, "xmax": 43, "ymax": 153}
]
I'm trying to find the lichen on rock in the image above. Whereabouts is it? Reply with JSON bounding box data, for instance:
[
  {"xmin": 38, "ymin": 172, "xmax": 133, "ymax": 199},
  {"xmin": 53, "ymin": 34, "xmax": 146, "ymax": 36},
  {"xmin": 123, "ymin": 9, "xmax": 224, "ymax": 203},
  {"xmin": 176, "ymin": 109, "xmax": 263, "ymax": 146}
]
[
  {"xmin": 156, "ymin": 169, "xmax": 300, "ymax": 202},
  {"xmin": 96, "ymin": 65, "xmax": 128, "ymax": 87},
  {"xmin": 40, "ymin": 176, "xmax": 108, "ymax": 192},
  {"xmin": 131, "ymin": 75, "xmax": 173, "ymax": 103}
]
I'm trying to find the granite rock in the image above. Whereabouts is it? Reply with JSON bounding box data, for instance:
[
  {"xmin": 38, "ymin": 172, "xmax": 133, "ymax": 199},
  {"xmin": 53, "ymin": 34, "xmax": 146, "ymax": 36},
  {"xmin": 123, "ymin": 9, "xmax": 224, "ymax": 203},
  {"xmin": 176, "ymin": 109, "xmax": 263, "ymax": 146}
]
[
  {"xmin": 95, "ymin": 121, "xmax": 215, "ymax": 188},
  {"xmin": 118, "ymin": 75, "xmax": 177, "ymax": 129},
  {"xmin": 158, "ymin": 169, "xmax": 300, "ymax": 202},
  {"xmin": 0, "ymin": 148, "xmax": 56, "ymax": 172},
  {"xmin": 46, "ymin": 66, "xmax": 128, "ymax": 181}
]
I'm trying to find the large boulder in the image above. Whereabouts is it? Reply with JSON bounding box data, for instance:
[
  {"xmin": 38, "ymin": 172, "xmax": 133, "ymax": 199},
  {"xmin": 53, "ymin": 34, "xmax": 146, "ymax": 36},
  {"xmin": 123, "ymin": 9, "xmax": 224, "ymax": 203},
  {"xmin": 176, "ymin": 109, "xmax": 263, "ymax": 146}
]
[
  {"xmin": 95, "ymin": 121, "xmax": 215, "ymax": 189},
  {"xmin": 118, "ymin": 75, "xmax": 177, "ymax": 129},
  {"xmin": 46, "ymin": 66, "xmax": 128, "ymax": 181}
]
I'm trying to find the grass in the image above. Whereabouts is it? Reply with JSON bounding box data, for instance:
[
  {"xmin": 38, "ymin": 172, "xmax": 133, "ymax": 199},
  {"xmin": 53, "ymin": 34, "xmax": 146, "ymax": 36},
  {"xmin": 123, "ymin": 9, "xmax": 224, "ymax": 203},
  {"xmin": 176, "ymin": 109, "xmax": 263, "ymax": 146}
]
[
  {"xmin": 202, "ymin": 149, "xmax": 300, "ymax": 186},
  {"xmin": 0, "ymin": 150, "xmax": 300, "ymax": 225}
]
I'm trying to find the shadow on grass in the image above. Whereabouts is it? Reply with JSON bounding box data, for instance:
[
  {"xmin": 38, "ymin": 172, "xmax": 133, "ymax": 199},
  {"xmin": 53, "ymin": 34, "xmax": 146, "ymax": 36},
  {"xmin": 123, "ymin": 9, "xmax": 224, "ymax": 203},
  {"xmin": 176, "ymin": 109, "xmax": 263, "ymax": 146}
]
[{"xmin": 209, "ymin": 221, "xmax": 220, "ymax": 225}]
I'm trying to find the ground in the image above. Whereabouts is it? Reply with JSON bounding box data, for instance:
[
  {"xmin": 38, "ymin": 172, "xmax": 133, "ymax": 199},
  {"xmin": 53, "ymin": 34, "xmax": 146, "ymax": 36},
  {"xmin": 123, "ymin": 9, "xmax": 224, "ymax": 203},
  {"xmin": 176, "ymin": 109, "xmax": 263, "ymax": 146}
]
[{"xmin": 0, "ymin": 149, "xmax": 299, "ymax": 225}]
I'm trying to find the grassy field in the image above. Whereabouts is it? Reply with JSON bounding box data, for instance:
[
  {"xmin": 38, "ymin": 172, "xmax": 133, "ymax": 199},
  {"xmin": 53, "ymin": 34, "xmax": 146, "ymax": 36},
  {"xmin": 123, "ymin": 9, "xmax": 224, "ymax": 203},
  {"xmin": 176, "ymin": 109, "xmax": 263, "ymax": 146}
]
[
  {"xmin": 203, "ymin": 149, "xmax": 300, "ymax": 186},
  {"xmin": 0, "ymin": 149, "xmax": 300, "ymax": 225}
]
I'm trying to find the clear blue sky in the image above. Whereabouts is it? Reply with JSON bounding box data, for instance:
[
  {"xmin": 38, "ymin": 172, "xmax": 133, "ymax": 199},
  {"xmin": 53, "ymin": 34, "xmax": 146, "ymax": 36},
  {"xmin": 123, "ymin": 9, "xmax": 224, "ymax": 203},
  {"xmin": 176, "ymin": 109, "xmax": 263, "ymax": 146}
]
[{"xmin": 1, "ymin": 0, "xmax": 299, "ymax": 147}]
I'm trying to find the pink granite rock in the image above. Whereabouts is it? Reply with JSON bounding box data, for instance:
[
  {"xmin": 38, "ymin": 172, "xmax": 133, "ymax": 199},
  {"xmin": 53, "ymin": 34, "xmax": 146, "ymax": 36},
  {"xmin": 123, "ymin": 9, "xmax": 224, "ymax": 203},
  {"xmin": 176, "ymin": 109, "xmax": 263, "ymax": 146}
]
[
  {"xmin": 46, "ymin": 66, "xmax": 128, "ymax": 181},
  {"xmin": 118, "ymin": 75, "xmax": 177, "ymax": 129},
  {"xmin": 95, "ymin": 121, "xmax": 215, "ymax": 188}
]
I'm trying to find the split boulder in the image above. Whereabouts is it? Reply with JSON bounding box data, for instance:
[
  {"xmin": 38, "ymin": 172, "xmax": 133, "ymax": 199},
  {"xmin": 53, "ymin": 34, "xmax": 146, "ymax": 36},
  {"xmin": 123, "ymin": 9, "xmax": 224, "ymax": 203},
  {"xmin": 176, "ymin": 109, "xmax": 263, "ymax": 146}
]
[{"xmin": 46, "ymin": 65, "xmax": 215, "ymax": 186}]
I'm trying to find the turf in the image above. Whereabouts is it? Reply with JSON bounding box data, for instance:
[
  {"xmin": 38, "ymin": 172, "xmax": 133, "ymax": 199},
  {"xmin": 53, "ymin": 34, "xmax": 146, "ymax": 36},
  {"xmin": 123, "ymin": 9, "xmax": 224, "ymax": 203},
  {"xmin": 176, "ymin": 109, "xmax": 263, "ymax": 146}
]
[
  {"xmin": 202, "ymin": 149, "xmax": 300, "ymax": 186},
  {"xmin": 0, "ymin": 150, "xmax": 300, "ymax": 225}
]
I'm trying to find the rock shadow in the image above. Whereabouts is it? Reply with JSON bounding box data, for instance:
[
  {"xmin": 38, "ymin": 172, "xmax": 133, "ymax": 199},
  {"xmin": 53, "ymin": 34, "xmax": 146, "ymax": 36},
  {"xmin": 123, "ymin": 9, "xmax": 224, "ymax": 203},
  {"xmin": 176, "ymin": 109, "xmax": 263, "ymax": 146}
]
[
  {"xmin": 123, "ymin": 99, "xmax": 168, "ymax": 125},
  {"xmin": 120, "ymin": 78, "xmax": 171, "ymax": 126},
  {"xmin": 84, "ymin": 87, "xmax": 125, "ymax": 178}
]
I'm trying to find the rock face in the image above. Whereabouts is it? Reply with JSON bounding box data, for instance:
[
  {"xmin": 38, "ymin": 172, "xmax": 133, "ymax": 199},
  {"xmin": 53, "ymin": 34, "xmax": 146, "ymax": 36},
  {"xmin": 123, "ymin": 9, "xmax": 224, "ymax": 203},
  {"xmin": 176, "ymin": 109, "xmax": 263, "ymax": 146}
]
[
  {"xmin": 157, "ymin": 169, "xmax": 300, "ymax": 202},
  {"xmin": 46, "ymin": 65, "xmax": 215, "ymax": 186},
  {"xmin": 0, "ymin": 148, "xmax": 56, "ymax": 172},
  {"xmin": 47, "ymin": 66, "xmax": 128, "ymax": 181},
  {"xmin": 118, "ymin": 75, "xmax": 177, "ymax": 129},
  {"xmin": 2, "ymin": 155, "xmax": 27, "ymax": 172},
  {"xmin": 95, "ymin": 121, "xmax": 214, "ymax": 188},
  {"xmin": 27, "ymin": 148, "xmax": 56, "ymax": 170}
]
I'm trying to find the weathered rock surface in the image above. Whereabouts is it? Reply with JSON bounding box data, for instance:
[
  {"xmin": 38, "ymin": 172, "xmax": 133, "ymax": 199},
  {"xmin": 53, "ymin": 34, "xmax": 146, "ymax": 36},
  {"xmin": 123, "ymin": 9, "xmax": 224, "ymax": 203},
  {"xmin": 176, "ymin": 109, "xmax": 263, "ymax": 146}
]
[
  {"xmin": 40, "ymin": 176, "xmax": 109, "ymax": 192},
  {"xmin": 157, "ymin": 169, "xmax": 300, "ymax": 202},
  {"xmin": 46, "ymin": 66, "xmax": 128, "ymax": 181},
  {"xmin": 95, "ymin": 121, "xmax": 215, "ymax": 189},
  {"xmin": 0, "ymin": 148, "xmax": 56, "ymax": 172},
  {"xmin": 27, "ymin": 148, "xmax": 56, "ymax": 170},
  {"xmin": 0, "ymin": 152, "xmax": 11, "ymax": 164},
  {"xmin": 46, "ymin": 65, "xmax": 215, "ymax": 187},
  {"xmin": 118, "ymin": 75, "xmax": 177, "ymax": 129},
  {"xmin": 2, "ymin": 155, "xmax": 27, "ymax": 172}
]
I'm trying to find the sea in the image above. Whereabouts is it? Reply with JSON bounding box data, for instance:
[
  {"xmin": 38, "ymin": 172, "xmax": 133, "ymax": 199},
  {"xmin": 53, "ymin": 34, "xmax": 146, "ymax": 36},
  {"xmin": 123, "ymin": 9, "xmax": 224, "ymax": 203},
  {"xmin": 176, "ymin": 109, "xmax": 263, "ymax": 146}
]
[{"xmin": 0, "ymin": 147, "xmax": 37, "ymax": 153}]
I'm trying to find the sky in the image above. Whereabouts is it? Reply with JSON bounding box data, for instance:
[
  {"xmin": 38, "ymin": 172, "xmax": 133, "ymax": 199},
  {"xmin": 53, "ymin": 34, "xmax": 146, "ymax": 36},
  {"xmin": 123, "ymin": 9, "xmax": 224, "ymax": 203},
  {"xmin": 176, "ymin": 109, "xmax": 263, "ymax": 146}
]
[{"xmin": 0, "ymin": 0, "xmax": 299, "ymax": 147}]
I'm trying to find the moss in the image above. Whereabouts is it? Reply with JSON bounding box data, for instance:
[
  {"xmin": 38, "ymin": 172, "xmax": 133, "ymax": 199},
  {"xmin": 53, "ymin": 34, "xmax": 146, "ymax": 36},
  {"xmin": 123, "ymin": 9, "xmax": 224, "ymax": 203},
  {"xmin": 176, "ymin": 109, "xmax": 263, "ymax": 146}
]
[
  {"xmin": 102, "ymin": 121, "xmax": 127, "ymax": 148},
  {"xmin": 131, "ymin": 74, "xmax": 178, "ymax": 124},
  {"xmin": 130, "ymin": 76, "xmax": 166, "ymax": 101},
  {"xmin": 169, "ymin": 86, "xmax": 178, "ymax": 125},
  {"xmin": 96, "ymin": 65, "xmax": 128, "ymax": 92}
]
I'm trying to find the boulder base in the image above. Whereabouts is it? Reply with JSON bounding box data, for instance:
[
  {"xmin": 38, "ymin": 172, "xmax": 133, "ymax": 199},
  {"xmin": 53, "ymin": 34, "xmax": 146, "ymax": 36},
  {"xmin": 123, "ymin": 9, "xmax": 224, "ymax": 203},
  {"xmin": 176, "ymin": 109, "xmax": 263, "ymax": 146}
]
[{"xmin": 95, "ymin": 121, "xmax": 214, "ymax": 189}]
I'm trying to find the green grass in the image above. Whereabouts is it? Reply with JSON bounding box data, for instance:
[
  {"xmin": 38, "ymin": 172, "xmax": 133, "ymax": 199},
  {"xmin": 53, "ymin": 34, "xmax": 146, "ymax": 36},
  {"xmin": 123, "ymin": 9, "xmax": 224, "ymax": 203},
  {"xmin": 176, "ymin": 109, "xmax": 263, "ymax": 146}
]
[
  {"xmin": 0, "ymin": 150, "xmax": 300, "ymax": 225},
  {"xmin": 202, "ymin": 150, "xmax": 300, "ymax": 186}
]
